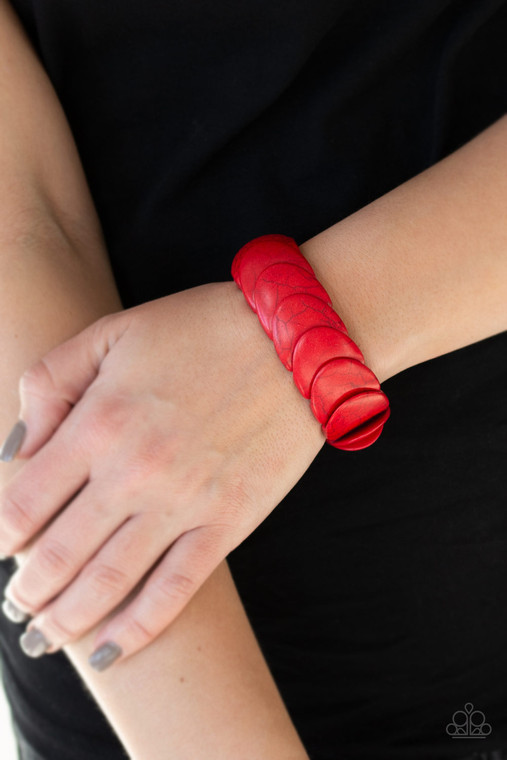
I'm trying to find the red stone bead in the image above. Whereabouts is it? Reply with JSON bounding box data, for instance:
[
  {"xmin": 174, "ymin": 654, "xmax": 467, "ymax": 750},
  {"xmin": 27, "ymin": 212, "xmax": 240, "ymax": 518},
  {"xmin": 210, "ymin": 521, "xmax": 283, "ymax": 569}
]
[
  {"xmin": 292, "ymin": 325, "xmax": 365, "ymax": 398},
  {"xmin": 253, "ymin": 263, "xmax": 332, "ymax": 338},
  {"xmin": 328, "ymin": 422, "xmax": 385, "ymax": 451},
  {"xmin": 237, "ymin": 237, "xmax": 314, "ymax": 309},
  {"xmin": 232, "ymin": 234, "xmax": 390, "ymax": 451},
  {"xmin": 232, "ymin": 234, "xmax": 295, "ymax": 286},
  {"xmin": 309, "ymin": 357, "xmax": 379, "ymax": 424},
  {"xmin": 272, "ymin": 294, "xmax": 347, "ymax": 370},
  {"xmin": 324, "ymin": 390, "xmax": 390, "ymax": 449}
]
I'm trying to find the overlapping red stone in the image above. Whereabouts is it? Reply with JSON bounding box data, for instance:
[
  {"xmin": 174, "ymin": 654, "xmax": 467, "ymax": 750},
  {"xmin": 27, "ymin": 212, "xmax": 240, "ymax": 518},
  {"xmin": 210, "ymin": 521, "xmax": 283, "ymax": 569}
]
[
  {"xmin": 232, "ymin": 234, "xmax": 390, "ymax": 450},
  {"xmin": 292, "ymin": 325, "xmax": 364, "ymax": 398},
  {"xmin": 253, "ymin": 263, "xmax": 332, "ymax": 338}
]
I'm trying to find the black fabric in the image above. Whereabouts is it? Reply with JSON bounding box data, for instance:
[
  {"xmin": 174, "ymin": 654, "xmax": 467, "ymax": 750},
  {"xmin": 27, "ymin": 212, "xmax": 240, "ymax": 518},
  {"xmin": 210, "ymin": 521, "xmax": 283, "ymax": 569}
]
[{"xmin": 0, "ymin": 0, "xmax": 506, "ymax": 757}]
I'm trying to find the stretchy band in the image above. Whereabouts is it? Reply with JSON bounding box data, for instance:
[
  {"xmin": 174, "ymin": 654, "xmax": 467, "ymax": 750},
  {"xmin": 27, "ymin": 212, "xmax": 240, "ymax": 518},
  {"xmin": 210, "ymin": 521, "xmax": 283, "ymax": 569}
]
[{"xmin": 231, "ymin": 234, "xmax": 390, "ymax": 451}]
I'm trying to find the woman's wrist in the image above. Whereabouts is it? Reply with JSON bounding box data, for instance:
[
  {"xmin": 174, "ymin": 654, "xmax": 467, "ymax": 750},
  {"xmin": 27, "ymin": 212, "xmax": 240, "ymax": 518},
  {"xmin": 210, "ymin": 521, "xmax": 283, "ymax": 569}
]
[
  {"xmin": 298, "ymin": 229, "xmax": 398, "ymax": 385},
  {"xmin": 224, "ymin": 278, "xmax": 326, "ymax": 449},
  {"xmin": 299, "ymin": 114, "xmax": 507, "ymax": 384},
  {"xmin": 230, "ymin": 237, "xmax": 390, "ymax": 450}
]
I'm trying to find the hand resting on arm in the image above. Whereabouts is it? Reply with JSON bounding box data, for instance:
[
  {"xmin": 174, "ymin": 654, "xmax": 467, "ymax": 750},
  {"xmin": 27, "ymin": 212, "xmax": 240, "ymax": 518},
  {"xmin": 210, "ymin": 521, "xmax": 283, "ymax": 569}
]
[
  {"xmin": 0, "ymin": 2, "xmax": 313, "ymax": 758},
  {"xmin": 0, "ymin": 0, "xmax": 506, "ymax": 755},
  {"xmin": 2, "ymin": 112, "xmax": 507, "ymax": 678}
]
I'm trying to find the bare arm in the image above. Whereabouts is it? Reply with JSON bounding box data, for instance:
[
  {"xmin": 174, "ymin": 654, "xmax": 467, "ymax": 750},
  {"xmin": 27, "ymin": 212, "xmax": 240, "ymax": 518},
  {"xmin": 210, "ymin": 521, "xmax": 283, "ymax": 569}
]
[
  {"xmin": 299, "ymin": 113, "xmax": 507, "ymax": 384},
  {"xmin": 0, "ymin": 2, "xmax": 309, "ymax": 758},
  {"xmin": 1, "ymin": 0, "xmax": 506, "ymax": 757},
  {"xmin": 78, "ymin": 111, "xmax": 507, "ymax": 756}
]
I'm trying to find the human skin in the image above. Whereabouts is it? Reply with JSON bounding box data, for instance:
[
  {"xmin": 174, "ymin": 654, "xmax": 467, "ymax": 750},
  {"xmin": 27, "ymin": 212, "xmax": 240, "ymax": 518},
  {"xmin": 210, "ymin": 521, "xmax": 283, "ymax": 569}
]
[
  {"xmin": 2, "ymin": 112, "xmax": 507, "ymax": 673},
  {"xmin": 2, "ymin": 125, "xmax": 507, "ymax": 760},
  {"xmin": 1, "ymin": 0, "xmax": 507, "ymax": 757},
  {"xmin": 0, "ymin": 1, "xmax": 311, "ymax": 757}
]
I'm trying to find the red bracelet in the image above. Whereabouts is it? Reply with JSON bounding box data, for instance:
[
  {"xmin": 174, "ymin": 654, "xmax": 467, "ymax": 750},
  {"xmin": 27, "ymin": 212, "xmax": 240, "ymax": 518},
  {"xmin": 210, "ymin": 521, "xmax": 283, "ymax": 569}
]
[{"xmin": 231, "ymin": 234, "xmax": 390, "ymax": 451}]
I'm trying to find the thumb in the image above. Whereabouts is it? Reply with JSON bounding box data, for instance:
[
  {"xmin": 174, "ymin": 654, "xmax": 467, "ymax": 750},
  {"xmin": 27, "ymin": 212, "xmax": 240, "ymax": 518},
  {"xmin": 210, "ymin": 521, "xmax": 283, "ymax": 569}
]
[{"xmin": 0, "ymin": 312, "xmax": 125, "ymax": 461}]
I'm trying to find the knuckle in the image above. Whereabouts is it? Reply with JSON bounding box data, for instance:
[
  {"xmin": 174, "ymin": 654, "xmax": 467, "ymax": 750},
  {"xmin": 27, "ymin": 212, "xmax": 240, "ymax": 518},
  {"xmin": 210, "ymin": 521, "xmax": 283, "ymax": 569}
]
[
  {"xmin": 124, "ymin": 614, "xmax": 155, "ymax": 645},
  {"xmin": 117, "ymin": 433, "xmax": 179, "ymax": 494},
  {"xmin": 20, "ymin": 357, "xmax": 70, "ymax": 420},
  {"xmin": 19, "ymin": 357, "xmax": 55, "ymax": 399},
  {"xmin": 125, "ymin": 444, "xmax": 170, "ymax": 484},
  {"xmin": 89, "ymin": 313, "xmax": 110, "ymax": 336},
  {"xmin": 79, "ymin": 394, "xmax": 130, "ymax": 445},
  {"xmin": 86, "ymin": 563, "xmax": 130, "ymax": 600},
  {"xmin": 45, "ymin": 613, "xmax": 76, "ymax": 641},
  {"xmin": 35, "ymin": 538, "xmax": 75, "ymax": 577},
  {"xmin": 151, "ymin": 571, "xmax": 195, "ymax": 605},
  {"xmin": 193, "ymin": 528, "xmax": 225, "ymax": 564},
  {"xmin": 0, "ymin": 491, "xmax": 37, "ymax": 538}
]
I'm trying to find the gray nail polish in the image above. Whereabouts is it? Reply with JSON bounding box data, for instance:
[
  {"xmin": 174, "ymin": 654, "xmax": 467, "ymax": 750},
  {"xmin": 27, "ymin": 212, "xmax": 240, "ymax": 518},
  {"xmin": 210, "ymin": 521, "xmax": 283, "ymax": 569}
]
[
  {"xmin": 88, "ymin": 641, "xmax": 122, "ymax": 672},
  {"xmin": 2, "ymin": 598, "xmax": 31, "ymax": 624},
  {"xmin": 0, "ymin": 420, "xmax": 27, "ymax": 462},
  {"xmin": 19, "ymin": 627, "xmax": 51, "ymax": 657}
]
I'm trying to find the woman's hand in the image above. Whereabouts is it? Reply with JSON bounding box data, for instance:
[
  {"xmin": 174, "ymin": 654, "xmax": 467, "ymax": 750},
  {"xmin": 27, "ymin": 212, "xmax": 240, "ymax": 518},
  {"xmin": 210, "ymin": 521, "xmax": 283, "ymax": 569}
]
[{"xmin": 0, "ymin": 281, "xmax": 324, "ymax": 668}]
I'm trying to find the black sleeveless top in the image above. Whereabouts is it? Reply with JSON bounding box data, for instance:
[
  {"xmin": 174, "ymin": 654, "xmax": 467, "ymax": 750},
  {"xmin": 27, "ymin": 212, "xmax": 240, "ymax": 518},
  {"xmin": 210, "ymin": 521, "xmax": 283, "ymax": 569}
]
[{"xmin": 1, "ymin": 2, "xmax": 507, "ymax": 758}]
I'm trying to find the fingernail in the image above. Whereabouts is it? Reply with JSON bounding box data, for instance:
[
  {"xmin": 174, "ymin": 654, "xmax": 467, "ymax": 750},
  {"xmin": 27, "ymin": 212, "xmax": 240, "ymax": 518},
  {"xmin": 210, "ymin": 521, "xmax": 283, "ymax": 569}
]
[
  {"xmin": 0, "ymin": 420, "xmax": 27, "ymax": 462},
  {"xmin": 88, "ymin": 641, "xmax": 122, "ymax": 672},
  {"xmin": 2, "ymin": 598, "xmax": 31, "ymax": 624},
  {"xmin": 19, "ymin": 627, "xmax": 51, "ymax": 657}
]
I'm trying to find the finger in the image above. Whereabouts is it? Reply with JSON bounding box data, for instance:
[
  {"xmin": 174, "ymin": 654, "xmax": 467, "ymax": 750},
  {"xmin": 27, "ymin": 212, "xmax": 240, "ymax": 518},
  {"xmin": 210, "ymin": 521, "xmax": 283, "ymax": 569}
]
[
  {"xmin": 0, "ymin": 418, "xmax": 90, "ymax": 556},
  {"xmin": 1, "ymin": 311, "xmax": 126, "ymax": 460},
  {"xmin": 86, "ymin": 525, "xmax": 232, "ymax": 671},
  {"xmin": 17, "ymin": 512, "xmax": 176, "ymax": 656},
  {"xmin": 3, "ymin": 478, "xmax": 129, "ymax": 615}
]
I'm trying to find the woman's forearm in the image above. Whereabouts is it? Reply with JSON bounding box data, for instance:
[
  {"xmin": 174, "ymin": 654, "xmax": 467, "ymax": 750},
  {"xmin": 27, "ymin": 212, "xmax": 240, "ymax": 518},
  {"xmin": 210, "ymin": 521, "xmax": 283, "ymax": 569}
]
[
  {"xmin": 300, "ymin": 113, "xmax": 507, "ymax": 384},
  {"xmin": 1, "ymin": 248, "xmax": 310, "ymax": 757},
  {"xmin": 1, "ymin": 239, "xmax": 312, "ymax": 760},
  {"xmin": 0, "ymin": 3, "xmax": 309, "ymax": 757},
  {"xmin": 0, "ymin": 0, "xmax": 122, "ymax": 473},
  {"xmin": 6, "ymin": 0, "xmax": 506, "ymax": 755},
  {"xmin": 1, "ymin": 238, "xmax": 310, "ymax": 759},
  {"xmin": 62, "ymin": 562, "xmax": 310, "ymax": 760}
]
